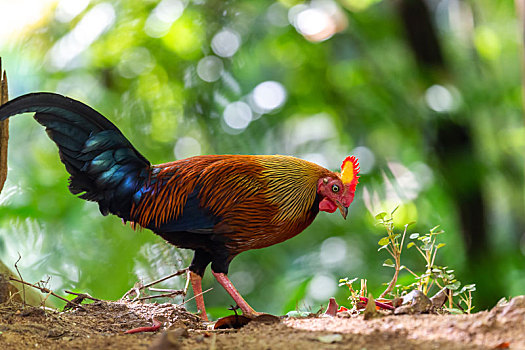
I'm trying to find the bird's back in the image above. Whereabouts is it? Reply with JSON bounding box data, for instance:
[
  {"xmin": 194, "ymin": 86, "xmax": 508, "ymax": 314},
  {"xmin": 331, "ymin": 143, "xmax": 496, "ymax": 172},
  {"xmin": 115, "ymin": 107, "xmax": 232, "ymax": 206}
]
[{"xmin": 130, "ymin": 155, "xmax": 334, "ymax": 253}]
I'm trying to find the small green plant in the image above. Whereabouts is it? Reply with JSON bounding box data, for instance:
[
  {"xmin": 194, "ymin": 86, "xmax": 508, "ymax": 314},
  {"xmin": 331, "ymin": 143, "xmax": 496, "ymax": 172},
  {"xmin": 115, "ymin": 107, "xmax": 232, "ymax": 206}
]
[
  {"xmin": 375, "ymin": 207, "xmax": 414, "ymax": 298},
  {"xmin": 339, "ymin": 209, "xmax": 476, "ymax": 314}
]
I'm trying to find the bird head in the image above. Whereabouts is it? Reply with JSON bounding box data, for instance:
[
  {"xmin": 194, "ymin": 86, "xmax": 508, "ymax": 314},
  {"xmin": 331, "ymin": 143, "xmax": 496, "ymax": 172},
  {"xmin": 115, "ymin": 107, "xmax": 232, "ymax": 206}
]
[{"xmin": 317, "ymin": 156, "xmax": 360, "ymax": 219}]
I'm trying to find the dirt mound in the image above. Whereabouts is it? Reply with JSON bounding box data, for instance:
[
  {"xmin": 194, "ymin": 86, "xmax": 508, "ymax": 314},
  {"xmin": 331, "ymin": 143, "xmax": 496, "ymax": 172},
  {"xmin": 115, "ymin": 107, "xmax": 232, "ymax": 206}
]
[{"xmin": 0, "ymin": 296, "xmax": 523, "ymax": 349}]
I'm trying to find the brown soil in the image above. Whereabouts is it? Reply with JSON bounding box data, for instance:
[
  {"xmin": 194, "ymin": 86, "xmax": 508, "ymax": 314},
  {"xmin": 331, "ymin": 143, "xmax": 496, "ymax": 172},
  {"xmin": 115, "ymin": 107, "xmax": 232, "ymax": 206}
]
[{"xmin": 0, "ymin": 296, "xmax": 523, "ymax": 350}]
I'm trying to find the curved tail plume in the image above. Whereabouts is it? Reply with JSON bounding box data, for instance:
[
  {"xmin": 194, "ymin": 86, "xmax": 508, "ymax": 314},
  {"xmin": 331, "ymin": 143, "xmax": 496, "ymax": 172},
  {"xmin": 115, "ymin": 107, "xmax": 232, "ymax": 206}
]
[{"xmin": 0, "ymin": 92, "xmax": 151, "ymax": 219}]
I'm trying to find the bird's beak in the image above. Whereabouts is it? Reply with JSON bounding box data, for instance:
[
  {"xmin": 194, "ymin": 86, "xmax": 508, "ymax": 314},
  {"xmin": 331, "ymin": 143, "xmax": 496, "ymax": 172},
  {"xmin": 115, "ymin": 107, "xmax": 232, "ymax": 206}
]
[{"xmin": 337, "ymin": 202, "xmax": 349, "ymax": 220}]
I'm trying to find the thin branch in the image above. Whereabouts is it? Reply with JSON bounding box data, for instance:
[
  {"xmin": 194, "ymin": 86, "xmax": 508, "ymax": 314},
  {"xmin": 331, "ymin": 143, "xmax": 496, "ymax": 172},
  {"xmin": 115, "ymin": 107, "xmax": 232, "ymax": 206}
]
[
  {"xmin": 430, "ymin": 243, "xmax": 439, "ymax": 267},
  {"xmin": 415, "ymin": 245, "xmax": 426, "ymax": 260},
  {"xmin": 402, "ymin": 265, "xmax": 419, "ymax": 278},
  {"xmin": 141, "ymin": 268, "xmax": 188, "ymax": 290},
  {"xmin": 384, "ymin": 245, "xmax": 396, "ymax": 259},
  {"xmin": 0, "ymin": 60, "xmax": 9, "ymax": 194},
  {"xmin": 358, "ymin": 296, "xmax": 395, "ymax": 310},
  {"xmin": 134, "ymin": 290, "xmax": 186, "ymax": 302},
  {"xmin": 148, "ymin": 287, "xmax": 180, "ymax": 293},
  {"xmin": 121, "ymin": 268, "xmax": 189, "ymax": 301},
  {"xmin": 399, "ymin": 225, "xmax": 408, "ymax": 255},
  {"xmin": 179, "ymin": 288, "xmax": 213, "ymax": 306},
  {"xmin": 14, "ymin": 253, "xmax": 25, "ymax": 308},
  {"xmin": 9, "ymin": 277, "xmax": 87, "ymax": 311},
  {"xmin": 380, "ymin": 256, "xmax": 400, "ymax": 298},
  {"xmin": 64, "ymin": 290, "xmax": 101, "ymax": 302}
]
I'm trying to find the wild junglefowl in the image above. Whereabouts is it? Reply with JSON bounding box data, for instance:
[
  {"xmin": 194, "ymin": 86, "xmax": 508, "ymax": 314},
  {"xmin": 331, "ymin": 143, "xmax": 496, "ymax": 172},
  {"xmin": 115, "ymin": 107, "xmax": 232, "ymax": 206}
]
[{"xmin": 0, "ymin": 93, "xmax": 360, "ymax": 320}]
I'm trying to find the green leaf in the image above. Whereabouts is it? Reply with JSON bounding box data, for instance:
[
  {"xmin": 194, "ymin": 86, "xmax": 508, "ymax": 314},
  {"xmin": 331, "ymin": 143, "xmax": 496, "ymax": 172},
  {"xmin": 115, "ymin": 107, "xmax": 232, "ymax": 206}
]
[
  {"xmin": 436, "ymin": 243, "xmax": 446, "ymax": 249},
  {"xmin": 383, "ymin": 259, "xmax": 395, "ymax": 268},
  {"xmin": 463, "ymin": 284, "xmax": 476, "ymax": 292},
  {"xmin": 375, "ymin": 212, "xmax": 387, "ymax": 220},
  {"xmin": 409, "ymin": 233, "xmax": 420, "ymax": 239},
  {"xmin": 446, "ymin": 281, "xmax": 461, "ymax": 290},
  {"xmin": 454, "ymin": 284, "xmax": 477, "ymax": 296},
  {"xmin": 338, "ymin": 277, "xmax": 358, "ymax": 286},
  {"xmin": 378, "ymin": 237, "xmax": 390, "ymax": 245}
]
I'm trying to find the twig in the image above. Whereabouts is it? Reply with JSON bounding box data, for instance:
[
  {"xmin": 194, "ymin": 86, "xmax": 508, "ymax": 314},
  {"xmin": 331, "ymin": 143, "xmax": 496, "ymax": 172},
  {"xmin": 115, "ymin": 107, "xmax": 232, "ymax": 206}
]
[
  {"xmin": 121, "ymin": 284, "xmax": 142, "ymax": 301},
  {"xmin": 8, "ymin": 277, "xmax": 87, "ymax": 311},
  {"xmin": 379, "ymin": 221, "xmax": 409, "ymax": 299},
  {"xmin": 179, "ymin": 288, "xmax": 213, "ymax": 306},
  {"xmin": 142, "ymin": 268, "xmax": 188, "ymax": 290},
  {"xmin": 64, "ymin": 290, "xmax": 101, "ymax": 301},
  {"xmin": 63, "ymin": 290, "xmax": 101, "ymax": 310},
  {"xmin": 359, "ymin": 296, "xmax": 395, "ymax": 311},
  {"xmin": 0, "ymin": 59, "xmax": 9, "ymax": 194},
  {"xmin": 14, "ymin": 253, "xmax": 25, "ymax": 308},
  {"xmin": 148, "ymin": 287, "xmax": 180, "ymax": 293},
  {"xmin": 134, "ymin": 290, "xmax": 185, "ymax": 302},
  {"xmin": 121, "ymin": 268, "xmax": 189, "ymax": 301}
]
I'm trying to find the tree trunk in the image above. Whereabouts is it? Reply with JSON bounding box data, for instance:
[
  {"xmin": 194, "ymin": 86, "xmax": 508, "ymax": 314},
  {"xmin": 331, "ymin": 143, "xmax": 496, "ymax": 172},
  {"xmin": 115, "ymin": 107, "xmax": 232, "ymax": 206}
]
[
  {"xmin": 397, "ymin": 0, "xmax": 502, "ymax": 307},
  {"xmin": 0, "ymin": 58, "xmax": 8, "ymax": 193}
]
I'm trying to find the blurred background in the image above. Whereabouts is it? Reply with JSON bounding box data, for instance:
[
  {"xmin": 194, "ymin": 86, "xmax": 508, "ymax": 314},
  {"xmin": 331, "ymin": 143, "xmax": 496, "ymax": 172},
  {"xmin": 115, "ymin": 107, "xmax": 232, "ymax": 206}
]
[{"xmin": 0, "ymin": 0, "xmax": 524, "ymax": 318}]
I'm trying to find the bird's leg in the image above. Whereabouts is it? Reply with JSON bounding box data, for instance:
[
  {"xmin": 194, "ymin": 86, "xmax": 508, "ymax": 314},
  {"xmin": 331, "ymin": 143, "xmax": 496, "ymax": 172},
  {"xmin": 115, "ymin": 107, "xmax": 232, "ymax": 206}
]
[
  {"xmin": 212, "ymin": 271, "xmax": 260, "ymax": 318},
  {"xmin": 189, "ymin": 271, "xmax": 209, "ymax": 321}
]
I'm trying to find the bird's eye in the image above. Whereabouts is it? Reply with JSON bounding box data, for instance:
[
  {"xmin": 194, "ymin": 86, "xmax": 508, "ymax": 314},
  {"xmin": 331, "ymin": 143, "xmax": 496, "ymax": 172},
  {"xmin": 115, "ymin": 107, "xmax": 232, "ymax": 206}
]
[{"xmin": 332, "ymin": 184, "xmax": 339, "ymax": 193}]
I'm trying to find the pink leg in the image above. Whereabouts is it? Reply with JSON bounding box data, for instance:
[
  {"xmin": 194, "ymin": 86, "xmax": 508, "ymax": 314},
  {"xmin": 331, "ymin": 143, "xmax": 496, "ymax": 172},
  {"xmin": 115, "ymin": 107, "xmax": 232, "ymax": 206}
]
[
  {"xmin": 190, "ymin": 271, "xmax": 209, "ymax": 321},
  {"xmin": 212, "ymin": 271, "xmax": 260, "ymax": 318}
]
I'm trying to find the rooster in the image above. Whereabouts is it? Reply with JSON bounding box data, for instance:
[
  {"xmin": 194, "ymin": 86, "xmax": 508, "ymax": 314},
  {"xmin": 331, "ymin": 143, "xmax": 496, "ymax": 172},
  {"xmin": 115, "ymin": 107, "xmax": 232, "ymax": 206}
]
[{"xmin": 0, "ymin": 93, "xmax": 360, "ymax": 320}]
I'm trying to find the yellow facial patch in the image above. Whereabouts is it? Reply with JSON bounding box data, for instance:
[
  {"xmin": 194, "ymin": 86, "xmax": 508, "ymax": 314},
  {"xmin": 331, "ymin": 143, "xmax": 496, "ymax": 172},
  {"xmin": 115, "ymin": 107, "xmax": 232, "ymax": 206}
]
[{"xmin": 341, "ymin": 156, "xmax": 360, "ymax": 190}]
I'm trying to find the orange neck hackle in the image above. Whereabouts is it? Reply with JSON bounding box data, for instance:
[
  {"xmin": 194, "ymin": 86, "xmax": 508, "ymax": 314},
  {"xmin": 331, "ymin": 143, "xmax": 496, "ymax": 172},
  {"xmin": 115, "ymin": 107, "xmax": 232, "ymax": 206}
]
[{"xmin": 341, "ymin": 156, "xmax": 360, "ymax": 192}]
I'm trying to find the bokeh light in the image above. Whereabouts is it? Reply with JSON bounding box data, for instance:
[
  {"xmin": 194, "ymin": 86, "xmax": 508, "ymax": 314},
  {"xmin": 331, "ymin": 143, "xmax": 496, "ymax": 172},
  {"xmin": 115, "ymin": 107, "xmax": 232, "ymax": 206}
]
[
  {"xmin": 320, "ymin": 237, "xmax": 347, "ymax": 268},
  {"xmin": 211, "ymin": 28, "xmax": 241, "ymax": 58},
  {"xmin": 47, "ymin": 3, "xmax": 116, "ymax": 70},
  {"xmin": 251, "ymin": 81, "xmax": 287, "ymax": 113},
  {"xmin": 223, "ymin": 101, "xmax": 252, "ymax": 131},
  {"xmin": 144, "ymin": 0, "xmax": 185, "ymax": 38},
  {"xmin": 307, "ymin": 273, "xmax": 337, "ymax": 301},
  {"xmin": 425, "ymin": 84, "xmax": 457, "ymax": 113},
  {"xmin": 351, "ymin": 146, "xmax": 375, "ymax": 174},
  {"xmin": 55, "ymin": 0, "xmax": 90, "ymax": 23},
  {"xmin": 174, "ymin": 136, "xmax": 202, "ymax": 160},
  {"xmin": 197, "ymin": 55, "xmax": 224, "ymax": 83},
  {"xmin": 117, "ymin": 47, "xmax": 155, "ymax": 79},
  {"xmin": 289, "ymin": 0, "xmax": 347, "ymax": 42}
]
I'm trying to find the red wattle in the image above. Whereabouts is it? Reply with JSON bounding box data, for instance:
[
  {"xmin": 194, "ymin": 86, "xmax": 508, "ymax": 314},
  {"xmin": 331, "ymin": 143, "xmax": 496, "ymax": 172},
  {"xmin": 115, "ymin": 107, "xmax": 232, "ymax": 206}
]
[{"xmin": 319, "ymin": 198, "xmax": 337, "ymax": 213}]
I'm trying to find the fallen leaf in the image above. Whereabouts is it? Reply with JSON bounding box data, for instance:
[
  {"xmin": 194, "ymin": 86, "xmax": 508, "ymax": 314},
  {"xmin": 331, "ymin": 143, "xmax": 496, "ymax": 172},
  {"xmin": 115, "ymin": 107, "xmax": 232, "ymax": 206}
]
[
  {"xmin": 337, "ymin": 306, "xmax": 349, "ymax": 313},
  {"xmin": 493, "ymin": 342, "xmax": 510, "ymax": 349},
  {"xmin": 214, "ymin": 315, "xmax": 251, "ymax": 329},
  {"xmin": 324, "ymin": 297, "xmax": 339, "ymax": 316}
]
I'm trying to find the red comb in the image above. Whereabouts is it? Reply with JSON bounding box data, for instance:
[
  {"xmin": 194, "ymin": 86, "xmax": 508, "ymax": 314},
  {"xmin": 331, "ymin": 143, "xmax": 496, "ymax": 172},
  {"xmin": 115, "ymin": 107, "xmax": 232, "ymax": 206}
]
[{"xmin": 341, "ymin": 156, "xmax": 360, "ymax": 189}]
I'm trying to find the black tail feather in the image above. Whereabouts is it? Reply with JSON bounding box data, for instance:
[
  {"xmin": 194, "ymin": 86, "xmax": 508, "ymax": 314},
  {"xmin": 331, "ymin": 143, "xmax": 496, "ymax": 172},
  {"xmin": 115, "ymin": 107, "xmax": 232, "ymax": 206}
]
[{"xmin": 0, "ymin": 92, "xmax": 151, "ymax": 219}]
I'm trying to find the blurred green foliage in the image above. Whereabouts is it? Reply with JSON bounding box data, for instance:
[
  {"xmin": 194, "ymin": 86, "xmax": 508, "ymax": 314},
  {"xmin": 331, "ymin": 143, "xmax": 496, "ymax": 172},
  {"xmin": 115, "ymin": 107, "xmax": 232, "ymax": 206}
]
[{"xmin": 0, "ymin": 0, "xmax": 524, "ymax": 318}]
